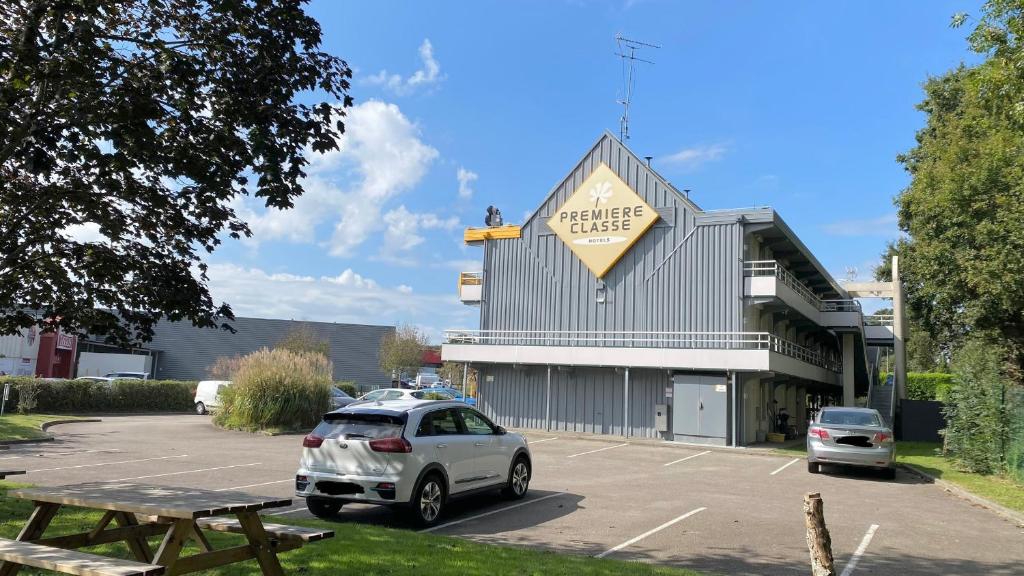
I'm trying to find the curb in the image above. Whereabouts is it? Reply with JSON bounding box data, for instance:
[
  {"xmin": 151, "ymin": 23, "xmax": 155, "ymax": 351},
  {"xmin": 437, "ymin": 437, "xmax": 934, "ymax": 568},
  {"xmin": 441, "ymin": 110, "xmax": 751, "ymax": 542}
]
[
  {"xmin": 511, "ymin": 427, "xmax": 800, "ymax": 459},
  {"xmin": 899, "ymin": 462, "xmax": 1024, "ymax": 528},
  {"xmin": 0, "ymin": 418, "xmax": 102, "ymax": 446}
]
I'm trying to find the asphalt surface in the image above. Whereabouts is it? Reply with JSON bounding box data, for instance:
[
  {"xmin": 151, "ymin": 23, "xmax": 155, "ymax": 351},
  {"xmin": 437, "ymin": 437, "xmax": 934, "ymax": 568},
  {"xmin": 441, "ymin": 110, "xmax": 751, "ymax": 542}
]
[{"xmin": 3, "ymin": 415, "xmax": 1022, "ymax": 575}]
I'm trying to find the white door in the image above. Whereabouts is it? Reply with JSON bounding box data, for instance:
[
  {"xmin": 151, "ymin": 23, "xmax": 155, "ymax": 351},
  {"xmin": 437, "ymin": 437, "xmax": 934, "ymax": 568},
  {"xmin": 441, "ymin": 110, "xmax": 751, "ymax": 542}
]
[
  {"xmin": 458, "ymin": 408, "xmax": 509, "ymax": 484},
  {"xmin": 416, "ymin": 408, "xmax": 477, "ymax": 494}
]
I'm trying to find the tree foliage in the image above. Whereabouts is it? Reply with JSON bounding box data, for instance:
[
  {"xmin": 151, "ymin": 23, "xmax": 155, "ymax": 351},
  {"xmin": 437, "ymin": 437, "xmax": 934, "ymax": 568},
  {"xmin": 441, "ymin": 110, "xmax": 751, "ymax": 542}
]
[
  {"xmin": 0, "ymin": 0, "xmax": 351, "ymax": 345},
  {"xmin": 378, "ymin": 325, "xmax": 427, "ymax": 381},
  {"xmin": 893, "ymin": 1, "xmax": 1024, "ymax": 376},
  {"xmin": 276, "ymin": 324, "xmax": 329, "ymax": 357}
]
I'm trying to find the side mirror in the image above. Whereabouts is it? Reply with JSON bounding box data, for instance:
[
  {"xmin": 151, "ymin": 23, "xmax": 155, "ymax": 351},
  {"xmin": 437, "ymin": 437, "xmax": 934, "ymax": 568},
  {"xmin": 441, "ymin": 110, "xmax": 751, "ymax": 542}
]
[{"xmin": 495, "ymin": 426, "xmax": 507, "ymax": 435}]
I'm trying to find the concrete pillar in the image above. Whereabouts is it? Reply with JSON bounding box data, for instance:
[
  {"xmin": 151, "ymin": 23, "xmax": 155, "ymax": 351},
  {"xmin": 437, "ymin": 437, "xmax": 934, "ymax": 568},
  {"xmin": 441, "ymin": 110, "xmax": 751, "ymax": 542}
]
[
  {"xmin": 892, "ymin": 255, "xmax": 908, "ymax": 402},
  {"xmin": 624, "ymin": 367, "xmax": 630, "ymax": 438},
  {"xmin": 842, "ymin": 333, "xmax": 856, "ymax": 407},
  {"xmin": 545, "ymin": 365, "xmax": 552, "ymax": 432}
]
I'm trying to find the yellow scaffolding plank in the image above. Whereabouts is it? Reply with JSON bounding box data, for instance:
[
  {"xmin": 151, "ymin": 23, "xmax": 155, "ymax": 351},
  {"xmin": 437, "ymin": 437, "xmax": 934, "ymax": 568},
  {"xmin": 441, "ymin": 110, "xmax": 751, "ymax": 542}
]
[{"xmin": 463, "ymin": 225, "xmax": 522, "ymax": 243}]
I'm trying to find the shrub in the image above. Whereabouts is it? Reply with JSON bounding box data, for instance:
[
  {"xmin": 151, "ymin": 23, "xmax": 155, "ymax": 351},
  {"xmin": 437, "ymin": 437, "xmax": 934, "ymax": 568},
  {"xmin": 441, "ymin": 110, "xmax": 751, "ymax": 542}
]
[
  {"xmin": 335, "ymin": 381, "xmax": 358, "ymax": 397},
  {"xmin": 214, "ymin": 348, "xmax": 331, "ymax": 432},
  {"xmin": 0, "ymin": 377, "xmax": 195, "ymax": 413},
  {"xmin": 943, "ymin": 340, "xmax": 1008, "ymax": 474}
]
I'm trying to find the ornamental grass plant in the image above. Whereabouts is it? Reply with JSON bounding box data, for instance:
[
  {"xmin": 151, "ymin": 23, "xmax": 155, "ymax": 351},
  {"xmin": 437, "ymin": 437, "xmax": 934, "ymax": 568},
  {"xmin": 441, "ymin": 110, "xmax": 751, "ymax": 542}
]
[{"xmin": 214, "ymin": 347, "xmax": 331, "ymax": 432}]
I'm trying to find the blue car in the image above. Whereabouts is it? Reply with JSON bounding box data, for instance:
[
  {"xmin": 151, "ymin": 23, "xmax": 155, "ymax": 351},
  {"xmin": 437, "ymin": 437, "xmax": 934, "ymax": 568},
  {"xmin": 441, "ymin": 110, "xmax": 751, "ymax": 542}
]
[{"xmin": 428, "ymin": 386, "xmax": 476, "ymax": 406}]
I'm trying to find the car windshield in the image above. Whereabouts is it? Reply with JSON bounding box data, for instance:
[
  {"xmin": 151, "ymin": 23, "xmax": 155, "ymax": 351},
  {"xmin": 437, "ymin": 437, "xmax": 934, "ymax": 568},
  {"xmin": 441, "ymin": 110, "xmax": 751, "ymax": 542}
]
[
  {"xmin": 314, "ymin": 413, "xmax": 405, "ymax": 440},
  {"xmin": 330, "ymin": 386, "xmax": 352, "ymax": 399},
  {"xmin": 412, "ymin": 389, "xmax": 455, "ymax": 400},
  {"xmin": 819, "ymin": 410, "xmax": 882, "ymax": 427}
]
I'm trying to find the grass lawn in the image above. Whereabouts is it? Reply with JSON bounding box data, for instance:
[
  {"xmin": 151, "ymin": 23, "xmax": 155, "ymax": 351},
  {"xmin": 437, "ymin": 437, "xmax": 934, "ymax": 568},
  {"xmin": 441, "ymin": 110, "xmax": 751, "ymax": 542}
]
[
  {"xmin": 774, "ymin": 441, "xmax": 1024, "ymax": 514},
  {"xmin": 0, "ymin": 414, "xmax": 82, "ymax": 442},
  {"xmin": 0, "ymin": 482, "xmax": 707, "ymax": 576}
]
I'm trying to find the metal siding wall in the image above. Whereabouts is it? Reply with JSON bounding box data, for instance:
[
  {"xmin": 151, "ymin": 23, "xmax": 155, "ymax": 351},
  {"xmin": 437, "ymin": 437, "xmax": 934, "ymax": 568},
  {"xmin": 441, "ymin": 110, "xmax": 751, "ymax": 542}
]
[
  {"xmin": 146, "ymin": 318, "xmax": 394, "ymax": 386},
  {"xmin": 482, "ymin": 134, "xmax": 743, "ymax": 336}
]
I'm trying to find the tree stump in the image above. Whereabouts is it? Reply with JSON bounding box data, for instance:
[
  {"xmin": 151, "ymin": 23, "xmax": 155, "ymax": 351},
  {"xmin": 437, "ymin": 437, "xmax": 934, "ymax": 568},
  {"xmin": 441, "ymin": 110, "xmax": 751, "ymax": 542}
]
[{"xmin": 804, "ymin": 492, "xmax": 836, "ymax": 576}]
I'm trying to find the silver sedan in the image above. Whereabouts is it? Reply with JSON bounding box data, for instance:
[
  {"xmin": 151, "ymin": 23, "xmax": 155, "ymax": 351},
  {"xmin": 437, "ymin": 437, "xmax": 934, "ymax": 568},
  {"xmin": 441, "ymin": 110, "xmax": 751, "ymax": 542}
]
[{"xmin": 807, "ymin": 407, "xmax": 895, "ymax": 479}]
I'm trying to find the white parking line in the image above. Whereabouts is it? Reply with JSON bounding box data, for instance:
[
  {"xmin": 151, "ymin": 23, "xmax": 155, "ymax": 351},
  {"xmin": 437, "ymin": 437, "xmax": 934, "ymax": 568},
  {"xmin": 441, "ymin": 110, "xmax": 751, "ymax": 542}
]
[
  {"xmin": 265, "ymin": 506, "xmax": 308, "ymax": 516},
  {"xmin": 420, "ymin": 492, "xmax": 564, "ymax": 533},
  {"xmin": 1, "ymin": 449, "xmax": 121, "ymax": 461},
  {"xmin": 107, "ymin": 462, "xmax": 261, "ymax": 482},
  {"xmin": 215, "ymin": 479, "xmax": 292, "ymax": 492},
  {"xmin": 664, "ymin": 450, "xmax": 711, "ymax": 467},
  {"xmin": 595, "ymin": 507, "xmax": 707, "ymax": 558},
  {"xmin": 769, "ymin": 458, "xmax": 800, "ymax": 476},
  {"xmin": 28, "ymin": 455, "xmax": 187, "ymax": 473},
  {"xmin": 528, "ymin": 437, "xmax": 558, "ymax": 445},
  {"xmin": 840, "ymin": 524, "xmax": 879, "ymax": 576},
  {"xmin": 567, "ymin": 443, "xmax": 628, "ymax": 458}
]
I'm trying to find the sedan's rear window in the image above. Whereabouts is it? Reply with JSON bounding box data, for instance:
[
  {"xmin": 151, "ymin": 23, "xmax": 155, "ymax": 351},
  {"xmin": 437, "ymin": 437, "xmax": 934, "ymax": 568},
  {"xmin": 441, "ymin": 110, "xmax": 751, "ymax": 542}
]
[
  {"xmin": 412, "ymin": 390, "xmax": 454, "ymax": 400},
  {"xmin": 819, "ymin": 410, "xmax": 882, "ymax": 427},
  {"xmin": 314, "ymin": 413, "xmax": 405, "ymax": 440}
]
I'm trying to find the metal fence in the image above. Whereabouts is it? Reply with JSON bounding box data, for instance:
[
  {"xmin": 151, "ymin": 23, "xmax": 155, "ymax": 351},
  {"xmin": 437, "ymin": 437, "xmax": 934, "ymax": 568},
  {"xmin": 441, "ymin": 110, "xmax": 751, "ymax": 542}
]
[
  {"xmin": 444, "ymin": 329, "xmax": 842, "ymax": 373},
  {"xmin": 1008, "ymin": 386, "xmax": 1024, "ymax": 483}
]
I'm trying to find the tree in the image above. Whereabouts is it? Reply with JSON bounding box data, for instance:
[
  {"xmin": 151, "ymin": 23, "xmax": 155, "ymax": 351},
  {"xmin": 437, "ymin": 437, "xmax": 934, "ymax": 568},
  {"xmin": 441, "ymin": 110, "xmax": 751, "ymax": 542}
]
[
  {"xmin": 0, "ymin": 1, "xmax": 352, "ymax": 345},
  {"xmin": 874, "ymin": 245, "xmax": 949, "ymax": 372},
  {"xmin": 276, "ymin": 324, "xmax": 329, "ymax": 357},
  {"xmin": 379, "ymin": 325, "xmax": 427, "ymax": 382},
  {"xmin": 892, "ymin": 2, "xmax": 1024, "ymax": 379}
]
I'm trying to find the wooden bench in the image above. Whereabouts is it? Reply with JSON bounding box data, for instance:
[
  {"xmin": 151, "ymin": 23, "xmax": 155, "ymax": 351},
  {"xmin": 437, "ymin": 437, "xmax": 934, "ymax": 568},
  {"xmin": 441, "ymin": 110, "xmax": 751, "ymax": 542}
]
[
  {"xmin": 0, "ymin": 470, "xmax": 25, "ymax": 480},
  {"xmin": 196, "ymin": 517, "xmax": 334, "ymax": 543},
  {"xmin": 0, "ymin": 538, "xmax": 164, "ymax": 576}
]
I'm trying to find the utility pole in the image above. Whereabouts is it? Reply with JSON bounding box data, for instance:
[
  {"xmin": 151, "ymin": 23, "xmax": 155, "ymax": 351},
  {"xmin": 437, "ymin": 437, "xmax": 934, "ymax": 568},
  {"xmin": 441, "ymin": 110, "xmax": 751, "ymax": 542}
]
[{"xmin": 615, "ymin": 34, "xmax": 659, "ymax": 142}]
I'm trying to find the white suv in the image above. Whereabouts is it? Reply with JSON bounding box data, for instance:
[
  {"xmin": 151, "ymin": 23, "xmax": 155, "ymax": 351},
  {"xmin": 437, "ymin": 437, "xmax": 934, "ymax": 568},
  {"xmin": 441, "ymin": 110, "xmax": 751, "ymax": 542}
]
[{"xmin": 295, "ymin": 400, "xmax": 531, "ymax": 526}]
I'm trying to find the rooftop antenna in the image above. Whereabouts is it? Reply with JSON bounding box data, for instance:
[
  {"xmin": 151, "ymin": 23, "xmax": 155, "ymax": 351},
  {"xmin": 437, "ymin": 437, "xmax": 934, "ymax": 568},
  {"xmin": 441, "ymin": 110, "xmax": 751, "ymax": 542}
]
[{"xmin": 615, "ymin": 33, "xmax": 659, "ymax": 142}]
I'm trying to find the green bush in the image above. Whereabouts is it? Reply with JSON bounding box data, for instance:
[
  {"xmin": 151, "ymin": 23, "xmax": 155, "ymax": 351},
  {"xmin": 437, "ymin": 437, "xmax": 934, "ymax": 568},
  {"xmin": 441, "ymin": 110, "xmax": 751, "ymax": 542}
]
[
  {"xmin": 335, "ymin": 381, "xmax": 358, "ymax": 397},
  {"xmin": 878, "ymin": 372, "xmax": 955, "ymax": 402},
  {"xmin": 214, "ymin": 348, "xmax": 331, "ymax": 432},
  {"xmin": 0, "ymin": 377, "xmax": 195, "ymax": 413},
  {"xmin": 943, "ymin": 340, "xmax": 1008, "ymax": 475}
]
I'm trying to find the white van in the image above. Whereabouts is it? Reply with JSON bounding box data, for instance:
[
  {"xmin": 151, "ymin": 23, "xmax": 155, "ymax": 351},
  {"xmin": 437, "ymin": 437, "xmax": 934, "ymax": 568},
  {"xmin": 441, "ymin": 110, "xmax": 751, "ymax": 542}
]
[{"xmin": 194, "ymin": 380, "xmax": 231, "ymax": 415}]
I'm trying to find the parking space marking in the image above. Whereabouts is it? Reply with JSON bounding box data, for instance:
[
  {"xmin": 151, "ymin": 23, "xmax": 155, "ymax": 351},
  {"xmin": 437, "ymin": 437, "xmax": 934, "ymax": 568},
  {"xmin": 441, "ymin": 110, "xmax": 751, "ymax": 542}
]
[
  {"xmin": 567, "ymin": 443, "xmax": 628, "ymax": 458},
  {"xmin": 108, "ymin": 462, "xmax": 261, "ymax": 482},
  {"xmin": 839, "ymin": 524, "xmax": 879, "ymax": 576},
  {"xmin": 528, "ymin": 437, "xmax": 558, "ymax": 445},
  {"xmin": 664, "ymin": 450, "xmax": 711, "ymax": 467},
  {"xmin": 265, "ymin": 506, "xmax": 308, "ymax": 516},
  {"xmin": 769, "ymin": 458, "xmax": 800, "ymax": 476},
  {"xmin": 28, "ymin": 455, "xmax": 187, "ymax": 473},
  {"xmin": 420, "ymin": 492, "xmax": 565, "ymax": 533},
  {"xmin": 215, "ymin": 479, "xmax": 292, "ymax": 492},
  {"xmin": 1, "ymin": 449, "xmax": 121, "ymax": 461},
  {"xmin": 595, "ymin": 507, "xmax": 707, "ymax": 558}
]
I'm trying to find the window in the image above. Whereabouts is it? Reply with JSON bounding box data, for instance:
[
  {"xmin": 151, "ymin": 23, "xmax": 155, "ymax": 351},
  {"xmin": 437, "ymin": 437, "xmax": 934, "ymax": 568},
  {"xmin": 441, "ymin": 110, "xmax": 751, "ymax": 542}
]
[
  {"xmin": 459, "ymin": 409, "xmax": 495, "ymax": 435},
  {"xmin": 412, "ymin": 389, "xmax": 455, "ymax": 400},
  {"xmin": 362, "ymin": 390, "xmax": 386, "ymax": 401},
  {"xmin": 314, "ymin": 413, "xmax": 405, "ymax": 440},
  {"xmin": 383, "ymin": 390, "xmax": 404, "ymax": 400},
  {"xmin": 417, "ymin": 409, "xmax": 462, "ymax": 436},
  {"xmin": 820, "ymin": 410, "xmax": 882, "ymax": 427}
]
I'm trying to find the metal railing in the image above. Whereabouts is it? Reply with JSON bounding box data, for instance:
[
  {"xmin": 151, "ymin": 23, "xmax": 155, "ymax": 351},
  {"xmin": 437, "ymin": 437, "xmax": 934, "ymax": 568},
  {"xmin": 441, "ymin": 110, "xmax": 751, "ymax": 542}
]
[
  {"xmin": 444, "ymin": 329, "xmax": 842, "ymax": 373},
  {"xmin": 458, "ymin": 271, "xmax": 482, "ymax": 287},
  {"xmin": 745, "ymin": 260, "xmax": 861, "ymax": 314},
  {"xmin": 864, "ymin": 314, "xmax": 894, "ymax": 326}
]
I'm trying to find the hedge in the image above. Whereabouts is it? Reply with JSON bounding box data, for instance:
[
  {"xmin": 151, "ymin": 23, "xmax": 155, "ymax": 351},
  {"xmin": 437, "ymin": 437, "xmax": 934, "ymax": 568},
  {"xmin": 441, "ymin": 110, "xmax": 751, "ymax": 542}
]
[
  {"xmin": 0, "ymin": 377, "xmax": 196, "ymax": 413},
  {"xmin": 880, "ymin": 372, "xmax": 954, "ymax": 402},
  {"xmin": 335, "ymin": 381, "xmax": 358, "ymax": 397}
]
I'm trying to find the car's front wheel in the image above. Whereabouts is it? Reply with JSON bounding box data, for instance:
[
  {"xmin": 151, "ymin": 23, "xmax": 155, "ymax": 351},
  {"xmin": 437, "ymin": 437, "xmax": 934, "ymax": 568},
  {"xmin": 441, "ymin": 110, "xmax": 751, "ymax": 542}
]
[
  {"xmin": 306, "ymin": 496, "xmax": 343, "ymax": 518},
  {"xmin": 195, "ymin": 402, "xmax": 207, "ymax": 415},
  {"xmin": 410, "ymin": 473, "xmax": 446, "ymax": 527},
  {"xmin": 502, "ymin": 456, "xmax": 530, "ymax": 499},
  {"xmin": 881, "ymin": 467, "xmax": 896, "ymax": 480}
]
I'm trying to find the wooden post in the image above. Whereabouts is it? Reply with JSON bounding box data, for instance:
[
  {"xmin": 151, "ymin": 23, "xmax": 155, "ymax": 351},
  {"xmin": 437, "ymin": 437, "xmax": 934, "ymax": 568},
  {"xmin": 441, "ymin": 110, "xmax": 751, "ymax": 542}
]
[{"xmin": 803, "ymin": 492, "xmax": 836, "ymax": 576}]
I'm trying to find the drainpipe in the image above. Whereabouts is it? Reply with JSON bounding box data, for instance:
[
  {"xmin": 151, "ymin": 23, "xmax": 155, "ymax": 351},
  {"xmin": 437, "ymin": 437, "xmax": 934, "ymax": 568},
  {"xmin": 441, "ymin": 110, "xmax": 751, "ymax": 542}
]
[
  {"xmin": 545, "ymin": 365, "xmax": 552, "ymax": 432},
  {"xmin": 461, "ymin": 362, "xmax": 469, "ymax": 402},
  {"xmin": 731, "ymin": 371, "xmax": 738, "ymax": 447},
  {"xmin": 624, "ymin": 367, "xmax": 630, "ymax": 438}
]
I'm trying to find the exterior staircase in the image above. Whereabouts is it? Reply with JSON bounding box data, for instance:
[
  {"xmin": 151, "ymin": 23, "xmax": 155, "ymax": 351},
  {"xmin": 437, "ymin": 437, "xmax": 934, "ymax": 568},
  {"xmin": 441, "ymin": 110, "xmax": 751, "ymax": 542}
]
[{"xmin": 869, "ymin": 378, "xmax": 895, "ymax": 426}]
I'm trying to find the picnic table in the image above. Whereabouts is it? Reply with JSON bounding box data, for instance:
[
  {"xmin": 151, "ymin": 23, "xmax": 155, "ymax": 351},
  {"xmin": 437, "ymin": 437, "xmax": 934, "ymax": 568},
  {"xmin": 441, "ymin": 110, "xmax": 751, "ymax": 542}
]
[
  {"xmin": 0, "ymin": 470, "xmax": 24, "ymax": 480},
  {"xmin": 0, "ymin": 482, "xmax": 333, "ymax": 576}
]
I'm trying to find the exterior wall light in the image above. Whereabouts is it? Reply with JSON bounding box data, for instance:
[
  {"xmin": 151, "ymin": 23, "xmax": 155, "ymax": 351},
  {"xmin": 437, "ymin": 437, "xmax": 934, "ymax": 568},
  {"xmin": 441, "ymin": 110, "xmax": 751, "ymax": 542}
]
[{"xmin": 596, "ymin": 280, "xmax": 607, "ymax": 304}]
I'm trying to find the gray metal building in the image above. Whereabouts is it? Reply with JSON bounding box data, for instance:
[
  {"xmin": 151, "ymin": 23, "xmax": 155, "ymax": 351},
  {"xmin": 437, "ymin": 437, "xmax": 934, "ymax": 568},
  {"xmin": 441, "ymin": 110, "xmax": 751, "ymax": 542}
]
[
  {"xmin": 444, "ymin": 133, "xmax": 890, "ymax": 445},
  {"xmin": 80, "ymin": 317, "xmax": 394, "ymax": 387}
]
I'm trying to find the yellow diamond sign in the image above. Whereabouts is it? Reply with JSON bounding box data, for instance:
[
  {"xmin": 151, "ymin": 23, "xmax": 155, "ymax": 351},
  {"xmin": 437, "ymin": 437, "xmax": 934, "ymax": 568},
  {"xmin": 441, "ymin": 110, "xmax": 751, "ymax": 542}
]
[{"xmin": 547, "ymin": 163, "xmax": 659, "ymax": 278}]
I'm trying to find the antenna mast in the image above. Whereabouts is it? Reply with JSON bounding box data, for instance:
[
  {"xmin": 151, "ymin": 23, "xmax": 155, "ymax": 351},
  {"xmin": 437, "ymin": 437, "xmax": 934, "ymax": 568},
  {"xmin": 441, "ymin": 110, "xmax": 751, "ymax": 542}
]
[{"xmin": 615, "ymin": 33, "xmax": 659, "ymax": 142}]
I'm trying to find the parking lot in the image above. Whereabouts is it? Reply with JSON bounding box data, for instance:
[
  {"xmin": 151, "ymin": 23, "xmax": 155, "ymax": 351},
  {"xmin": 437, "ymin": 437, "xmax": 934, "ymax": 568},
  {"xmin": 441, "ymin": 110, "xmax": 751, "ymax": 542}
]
[{"xmin": 5, "ymin": 416, "xmax": 1022, "ymax": 575}]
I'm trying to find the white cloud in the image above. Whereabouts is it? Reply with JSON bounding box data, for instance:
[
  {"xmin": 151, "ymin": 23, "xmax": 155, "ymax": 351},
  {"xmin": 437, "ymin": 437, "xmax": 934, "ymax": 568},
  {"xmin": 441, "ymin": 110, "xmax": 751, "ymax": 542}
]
[
  {"xmin": 381, "ymin": 205, "xmax": 461, "ymax": 257},
  {"xmin": 63, "ymin": 222, "xmax": 107, "ymax": 243},
  {"xmin": 661, "ymin": 143, "xmax": 729, "ymax": 170},
  {"xmin": 456, "ymin": 167, "xmax": 478, "ymax": 199},
  {"xmin": 822, "ymin": 214, "xmax": 899, "ymax": 237},
  {"xmin": 322, "ymin": 268, "xmax": 378, "ymax": 289},
  {"xmin": 364, "ymin": 39, "xmax": 444, "ymax": 95},
  {"xmin": 443, "ymin": 258, "xmax": 483, "ymax": 271},
  {"xmin": 206, "ymin": 263, "xmax": 475, "ymax": 343}
]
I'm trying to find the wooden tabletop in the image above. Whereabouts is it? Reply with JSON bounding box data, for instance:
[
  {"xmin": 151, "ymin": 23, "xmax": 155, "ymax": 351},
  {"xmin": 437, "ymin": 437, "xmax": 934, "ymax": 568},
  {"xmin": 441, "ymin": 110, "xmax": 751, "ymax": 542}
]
[{"xmin": 8, "ymin": 482, "xmax": 292, "ymax": 519}]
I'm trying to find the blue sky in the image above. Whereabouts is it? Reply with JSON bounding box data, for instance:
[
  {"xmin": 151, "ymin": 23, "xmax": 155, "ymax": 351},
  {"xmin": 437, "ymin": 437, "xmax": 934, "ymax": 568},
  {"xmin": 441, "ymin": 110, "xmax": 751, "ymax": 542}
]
[{"xmin": 204, "ymin": 0, "xmax": 982, "ymax": 339}]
